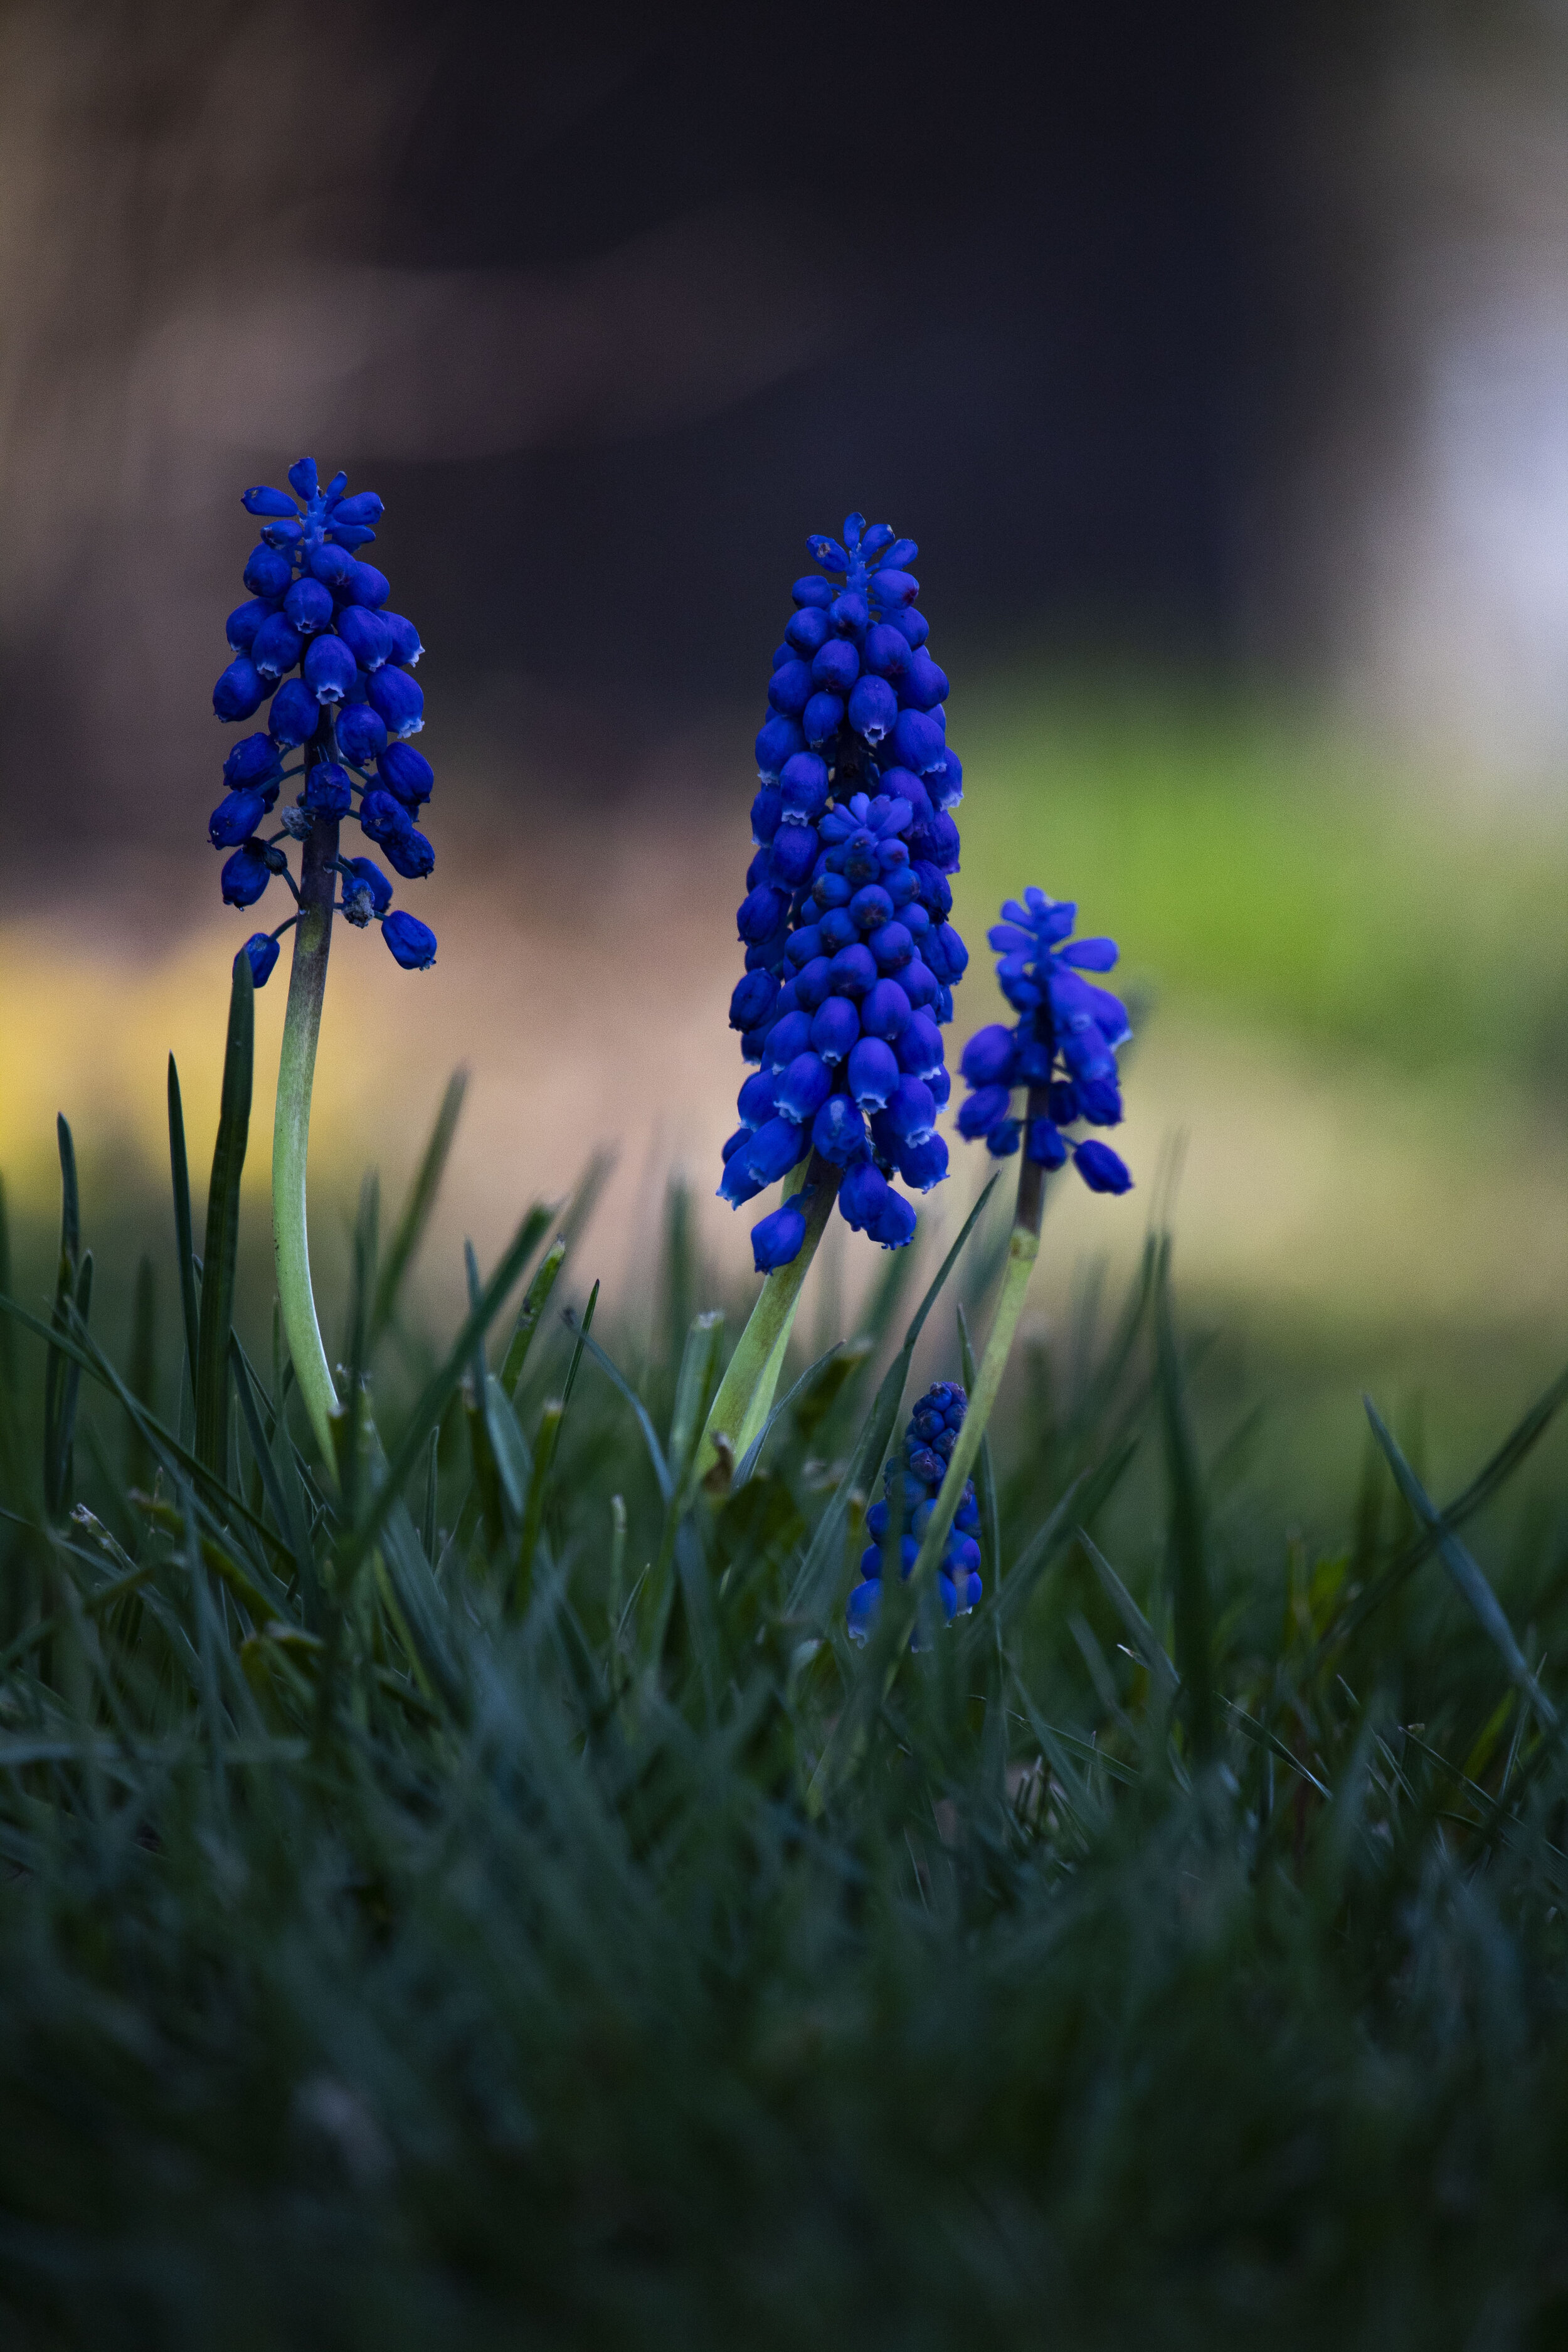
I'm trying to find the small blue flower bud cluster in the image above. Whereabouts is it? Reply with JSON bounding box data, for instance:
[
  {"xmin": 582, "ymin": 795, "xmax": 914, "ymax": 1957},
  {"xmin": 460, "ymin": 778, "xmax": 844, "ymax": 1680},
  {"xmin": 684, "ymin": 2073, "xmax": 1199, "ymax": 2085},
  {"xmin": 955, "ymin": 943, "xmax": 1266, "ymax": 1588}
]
[
  {"xmin": 721, "ymin": 517, "xmax": 968, "ymax": 1273},
  {"xmin": 209, "ymin": 458, "xmax": 437, "ymax": 984},
  {"xmin": 956, "ymin": 888, "xmax": 1133, "ymax": 1193},
  {"xmin": 846, "ymin": 1382, "xmax": 982, "ymax": 1642}
]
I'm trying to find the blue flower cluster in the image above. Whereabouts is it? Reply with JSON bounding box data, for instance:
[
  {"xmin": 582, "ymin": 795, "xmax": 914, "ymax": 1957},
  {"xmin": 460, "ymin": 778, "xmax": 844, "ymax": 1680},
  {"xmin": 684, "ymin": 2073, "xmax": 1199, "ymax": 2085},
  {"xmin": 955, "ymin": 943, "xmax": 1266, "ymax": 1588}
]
[
  {"xmin": 209, "ymin": 458, "xmax": 436, "ymax": 984},
  {"xmin": 720, "ymin": 517, "xmax": 968, "ymax": 1273},
  {"xmin": 956, "ymin": 888, "xmax": 1133, "ymax": 1193},
  {"xmin": 846, "ymin": 1382, "xmax": 982, "ymax": 1641}
]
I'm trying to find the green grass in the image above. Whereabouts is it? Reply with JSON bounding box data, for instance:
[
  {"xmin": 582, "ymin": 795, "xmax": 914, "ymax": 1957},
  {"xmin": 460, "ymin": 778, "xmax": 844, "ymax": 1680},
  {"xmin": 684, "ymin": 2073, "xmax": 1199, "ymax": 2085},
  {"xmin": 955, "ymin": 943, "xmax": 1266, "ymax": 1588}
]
[{"xmin": 0, "ymin": 962, "xmax": 1564, "ymax": 2351}]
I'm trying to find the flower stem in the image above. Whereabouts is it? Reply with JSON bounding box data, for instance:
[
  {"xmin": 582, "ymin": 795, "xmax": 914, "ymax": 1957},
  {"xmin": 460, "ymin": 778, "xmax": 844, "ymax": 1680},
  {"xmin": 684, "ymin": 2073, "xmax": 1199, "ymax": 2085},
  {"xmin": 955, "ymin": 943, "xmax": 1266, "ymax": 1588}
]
[
  {"xmin": 696, "ymin": 1154, "xmax": 842, "ymax": 1488},
  {"xmin": 906, "ymin": 1086, "xmax": 1050, "ymax": 1597},
  {"xmin": 272, "ymin": 809, "xmax": 341, "ymax": 1463}
]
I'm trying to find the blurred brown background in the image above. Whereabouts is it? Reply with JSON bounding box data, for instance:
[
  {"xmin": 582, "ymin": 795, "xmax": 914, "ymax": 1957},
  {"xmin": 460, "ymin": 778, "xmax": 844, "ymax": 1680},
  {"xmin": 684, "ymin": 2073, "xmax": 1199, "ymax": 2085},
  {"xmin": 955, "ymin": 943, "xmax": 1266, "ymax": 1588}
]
[{"xmin": 0, "ymin": 0, "xmax": 1564, "ymax": 1480}]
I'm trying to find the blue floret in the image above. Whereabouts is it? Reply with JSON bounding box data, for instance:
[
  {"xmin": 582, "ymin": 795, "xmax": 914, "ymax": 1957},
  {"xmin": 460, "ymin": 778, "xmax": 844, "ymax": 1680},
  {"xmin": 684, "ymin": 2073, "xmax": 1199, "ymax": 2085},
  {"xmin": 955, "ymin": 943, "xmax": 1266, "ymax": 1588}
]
[{"xmin": 845, "ymin": 1381, "xmax": 983, "ymax": 1642}]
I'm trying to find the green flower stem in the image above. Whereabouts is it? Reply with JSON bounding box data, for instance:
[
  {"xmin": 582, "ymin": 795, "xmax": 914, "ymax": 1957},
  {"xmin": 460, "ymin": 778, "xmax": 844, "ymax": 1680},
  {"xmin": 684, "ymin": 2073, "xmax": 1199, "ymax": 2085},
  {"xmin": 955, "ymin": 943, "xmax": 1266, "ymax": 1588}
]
[
  {"xmin": 696, "ymin": 1153, "xmax": 842, "ymax": 1488},
  {"xmin": 272, "ymin": 811, "xmax": 341, "ymax": 1464},
  {"xmin": 906, "ymin": 1086, "xmax": 1050, "ymax": 1597}
]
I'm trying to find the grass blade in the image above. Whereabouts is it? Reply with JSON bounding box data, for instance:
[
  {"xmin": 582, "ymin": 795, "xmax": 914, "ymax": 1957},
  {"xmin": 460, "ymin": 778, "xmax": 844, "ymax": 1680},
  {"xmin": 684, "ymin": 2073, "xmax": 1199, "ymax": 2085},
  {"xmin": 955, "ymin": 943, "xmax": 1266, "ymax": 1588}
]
[
  {"xmin": 1156, "ymin": 1244, "xmax": 1213, "ymax": 1759},
  {"xmin": 42, "ymin": 1118, "xmax": 83, "ymax": 1517},
  {"xmin": 167, "ymin": 1056, "xmax": 201, "ymax": 1412},
  {"xmin": 371, "ymin": 1068, "xmax": 467, "ymax": 1345},
  {"xmin": 194, "ymin": 953, "xmax": 254, "ymax": 1485}
]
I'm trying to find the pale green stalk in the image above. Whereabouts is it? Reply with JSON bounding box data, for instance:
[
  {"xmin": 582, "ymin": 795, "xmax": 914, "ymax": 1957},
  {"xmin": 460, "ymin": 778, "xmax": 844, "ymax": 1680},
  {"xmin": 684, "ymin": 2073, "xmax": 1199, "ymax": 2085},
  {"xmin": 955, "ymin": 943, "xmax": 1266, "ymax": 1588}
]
[
  {"xmin": 695, "ymin": 1154, "xmax": 841, "ymax": 1486},
  {"xmin": 273, "ymin": 810, "xmax": 341, "ymax": 1463},
  {"xmin": 905, "ymin": 1088, "xmax": 1051, "ymax": 1600}
]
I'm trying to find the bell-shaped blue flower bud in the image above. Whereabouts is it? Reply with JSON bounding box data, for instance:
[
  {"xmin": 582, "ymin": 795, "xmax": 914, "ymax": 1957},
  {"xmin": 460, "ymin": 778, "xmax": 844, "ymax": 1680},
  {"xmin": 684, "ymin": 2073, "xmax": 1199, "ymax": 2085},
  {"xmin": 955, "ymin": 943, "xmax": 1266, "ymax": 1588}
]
[
  {"xmin": 812, "ymin": 638, "xmax": 859, "ymax": 692},
  {"xmin": 751, "ymin": 785, "xmax": 783, "ymax": 844},
  {"xmin": 730, "ymin": 970, "xmax": 778, "ymax": 1032},
  {"xmin": 222, "ymin": 734, "xmax": 282, "ymax": 795},
  {"xmin": 243, "ymin": 485, "xmax": 298, "ymax": 518},
  {"xmin": 839, "ymin": 1160, "xmax": 891, "ymax": 1231},
  {"xmin": 848, "ymin": 1036, "xmax": 899, "ymax": 1110},
  {"xmin": 738, "ymin": 883, "xmax": 788, "ymax": 945},
  {"xmin": 359, "ymin": 788, "xmax": 411, "ymax": 844},
  {"xmin": 744, "ymin": 1116, "xmax": 810, "ymax": 1187},
  {"xmin": 337, "ymin": 605, "xmax": 389, "ymax": 670},
  {"xmin": 786, "ymin": 607, "xmax": 829, "ymax": 654},
  {"xmin": 961, "ymin": 1024, "xmax": 1014, "ymax": 1087},
  {"xmin": 241, "ymin": 931, "xmax": 281, "ymax": 987},
  {"xmin": 764, "ymin": 1011, "xmax": 812, "ymax": 1071},
  {"xmin": 336, "ymin": 704, "xmax": 388, "ymax": 765},
  {"xmin": 893, "ymin": 1009, "xmax": 943, "ymax": 1079},
  {"xmin": 243, "ymin": 544, "xmax": 293, "ymax": 598},
  {"xmin": 332, "ymin": 491, "xmax": 384, "ymax": 527},
  {"xmin": 775, "ymin": 1051, "xmax": 832, "ymax": 1126},
  {"xmin": 1078, "ymin": 1074, "xmax": 1123, "ymax": 1125},
  {"xmin": 221, "ymin": 842, "xmax": 272, "ymax": 907},
  {"xmin": 830, "ymin": 591, "xmax": 867, "ymax": 634},
  {"xmin": 751, "ymin": 1198, "xmax": 808, "ymax": 1273},
  {"xmin": 846, "ymin": 1579, "xmax": 881, "ymax": 1641},
  {"xmin": 262, "ymin": 516, "xmax": 304, "ymax": 548},
  {"xmin": 812, "ymin": 1093, "xmax": 867, "ymax": 1165},
  {"xmin": 768, "ymin": 659, "xmax": 813, "ymax": 717},
  {"xmin": 208, "ymin": 788, "xmax": 265, "ymax": 848},
  {"xmin": 827, "ymin": 943, "xmax": 877, "ymax": 998},
  {"xmin": 809, "ymin": 995, "xmax": 859, "ymax": 1065},
  {"xmin": 287, "ymin": 457, "xmax": 319, "ymax": 501},
  {"xmin": 861, "ymin": 623, "xmax": 908, "ymax": 677},
  {"xmin": 848, "ymin": 675, "xmax": 898, "ymax": 743},
  {"xmin": 342, "ymin": 855, "xmax": 393, "ymax": 916},
  {"xmin": 302, "ymin": 761, "xmax": 352, "ymax": 816},
  {"xmin": 268, "ymin": 679, "xmax": 318, "ymax": 748},
  {"xmin": 869, "ymin": 922, "xmax": 914, "ymax": 972},
  {"xmin": 887, "ymin": 1078, "xmax": 936, "ymax": 1144},
  {"xmin": 850, "ymin": 883, "xmax": 893, "ymax": 931},
  {"xmin": 384, "ymin": 826, "xmax": 435, "ymax": 880},
  {"xmin": 226, "ymin": 598, "xmax": 273, "ymax": 651},
  {"xmin": 793, "ymin": 956, "xmax": 834, "ymax": 1010},
  {"xmin": 901, "ymin": 958, "xmax": 939, "ymax": 1009},
  {"xmin": 368, "ymin": 665, "xmax": 423, "ymax": 736},
  {"xmin": 779, "ymin": 751, "xmax": 829, "ymax": 824},
  {"xmin": 378, "ymin": 743, "xmax": 433, "ymax": 807},
  {"xmin": 987, "ymin": 1118, "xmax": 1022, "ymax": 1158},
  {"xmin": 304, "ymin": 634, "xmax": 358, "ymax": 705},
  {"xmin": 1073, "ymin": 1140, "xmax": 1132, "ymax": 1194},
  {"xmin": 383, "ymin": 911, "xmax": 437, "ymax": 970},
  {"xmin": 861, "ymin": 978, "xmax": 911, "ymax": 1040},
  {"xmin": 738, "ymin": 1069, "xmax": 777, "ymax": 1129},
  {"xmin": 213, "ymin": 657, "xmax": 265, "ymax": 721},
  {"xmin": 890, "ymin": 709, "xmax": 946, "ymax": 775},
  {"xmin": 803, "ymin": 691, "xmax": 844, "ymax": 746},
  {"xmin": 343, "ymin": 560, "xmax": 390, "ymax": 609},
  {"xmin": 306, "ymin": 541, "xmax": 355, "ymax": 592},
  {"xmin": 897, "ymin": 1132, "xmax": 949, "ymax": 1192},
  {"xmin": 755, "ymin": 715, "xmax": 804, "ymax": 778},
  {"xmin": 768, "ymin": 824, "xmax": 818, "ymax": 887},
  {"xmin": 250, "ymin": 610, "xmax": 304, "ymax": 679},
  {"xmin": 281, "ymin": 576, "xmax": 333, "ymax": 635},
  {"xmin": 1027, "ymin": 1119, "xmax": 1069, "ymax": 1170},
  {"xmin": 898, "ymin": 650, "xmax": 949, "ymax": 710},
  {"xmin": 957, "ymin": 1083, "xmax": 1012, "ymax": 1140},
  {"xmin": 719, "ymin": 1149, "xmax": 768, "ymax": 1207},
  {"xmin": 867, "ymin": 1190, "xmax": 917, "ymax": 1251},
  {"xmin": 381, "ymin": 612, "xmax": 423, "ymax": 667}
]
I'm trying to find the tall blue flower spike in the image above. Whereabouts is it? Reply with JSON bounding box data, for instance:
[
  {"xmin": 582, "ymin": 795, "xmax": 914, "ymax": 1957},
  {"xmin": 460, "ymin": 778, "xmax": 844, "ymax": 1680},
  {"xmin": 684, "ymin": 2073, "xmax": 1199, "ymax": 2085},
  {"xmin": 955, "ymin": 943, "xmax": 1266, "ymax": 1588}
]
[
  {"xmin": 956, "ymin": 887, "xmax": 1133, "ymax": 1194},
  {"xmin": 209, "ymin": 458, "xmax": 435, "ymax": 978},
  {"xmin": 846, "ymin": 1382, "xmax": 983, "ymax": 1642},
  {"xmin": 720, "ymin": 516, "xmax": 968, "ymax": 1271}
]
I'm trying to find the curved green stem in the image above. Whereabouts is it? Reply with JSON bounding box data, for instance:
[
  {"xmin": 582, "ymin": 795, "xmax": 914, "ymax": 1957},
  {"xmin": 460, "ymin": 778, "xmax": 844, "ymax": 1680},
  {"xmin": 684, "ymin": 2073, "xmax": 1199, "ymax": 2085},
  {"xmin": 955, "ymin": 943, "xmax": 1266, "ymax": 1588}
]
[
  {"xmin": 272, "ymin": 812, "xmax": 341, "ymax": 1463},
  {"xmin": 906, "ymin": 1086, "xmax": 1051, "ymax": 1598},
  {"xmin": 696, "ymin": 1154, "xmax": 841, "ymax": 1489}
]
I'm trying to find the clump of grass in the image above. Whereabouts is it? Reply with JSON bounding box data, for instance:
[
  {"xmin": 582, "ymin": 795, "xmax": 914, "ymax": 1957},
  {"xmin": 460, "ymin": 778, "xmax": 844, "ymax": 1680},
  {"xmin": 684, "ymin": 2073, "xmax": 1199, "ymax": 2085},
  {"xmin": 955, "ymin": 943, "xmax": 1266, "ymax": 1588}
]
[{"xmin": 0, "ymin": 983, "xmax": 1564, "ymax": 2351}]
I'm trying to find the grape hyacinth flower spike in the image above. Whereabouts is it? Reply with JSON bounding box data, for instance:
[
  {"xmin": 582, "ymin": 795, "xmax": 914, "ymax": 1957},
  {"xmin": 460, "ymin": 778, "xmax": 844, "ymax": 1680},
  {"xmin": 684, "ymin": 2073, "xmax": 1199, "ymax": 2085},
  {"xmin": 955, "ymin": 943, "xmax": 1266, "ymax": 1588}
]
[
  {"xmin": 210, "ymin": 458, "xmax": 437, "ymax": 1456},
  {"xmin": 846, "ymin": 1384, "xmax": 983, "ymax": 1644},
  {"xmin": 698, "ymin": 512, "xmax": 970, "ymax": 1483},
  {"xmin": 891, "ymin": 887, "xmax": 1134, "ymax": 1632}
]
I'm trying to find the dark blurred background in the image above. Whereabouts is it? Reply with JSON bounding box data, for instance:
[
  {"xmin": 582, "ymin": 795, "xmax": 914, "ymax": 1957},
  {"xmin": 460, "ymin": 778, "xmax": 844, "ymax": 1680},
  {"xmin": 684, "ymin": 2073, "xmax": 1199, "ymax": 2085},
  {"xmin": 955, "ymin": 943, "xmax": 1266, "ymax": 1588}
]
[{"xmin": 0, "ymin": 0, "xmax": 1564, "ymax": 1491}]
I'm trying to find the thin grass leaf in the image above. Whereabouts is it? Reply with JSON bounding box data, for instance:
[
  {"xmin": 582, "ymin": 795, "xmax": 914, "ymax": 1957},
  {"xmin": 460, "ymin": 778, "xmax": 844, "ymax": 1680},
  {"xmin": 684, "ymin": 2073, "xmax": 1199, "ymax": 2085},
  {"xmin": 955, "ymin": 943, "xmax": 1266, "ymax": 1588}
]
[
  {"xmin": 167, "ymin": 1057, "xmax": 201, "ymax": 1412},
  {"xmin": 371, "ymin": 1067, "xmax": 467, "ymax": 1344},
  {"xmin": 42, "ymin": 1117, "xmax": 82, "ymax": 1517},
  {"xmin": 733, "ymin": 1342, "xmax": 856, "ymax": 1488},
  {"xmin": 957, "ymin": 1301, "xmax": 1000, "ymax": 1581},
  {"xmin": 567, "ymin": 1317, "xmax": 673, "ymax": 1507},
  {"xmin": 1157, "ymin": 1244, "xmax": 1213, "ymax": 1758},
  {"xmin": 1079, "ymin": 1528, "xmax": 1180, "ymax": 1700},
  {"xmin": 668, "ymin": 1312, "xmax": 725, "ymax": 1490},
  {"xmin": 500, "ymin": 1239, "xmax": 567, "ymax": 1399},
  {"xmin": 194, "ymin": 953, "xmax": 254, "ymax": 1485},
  {"xmin": 1365, "ymin": 1396, "xmax": 1559, "ymax": 1729}
]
